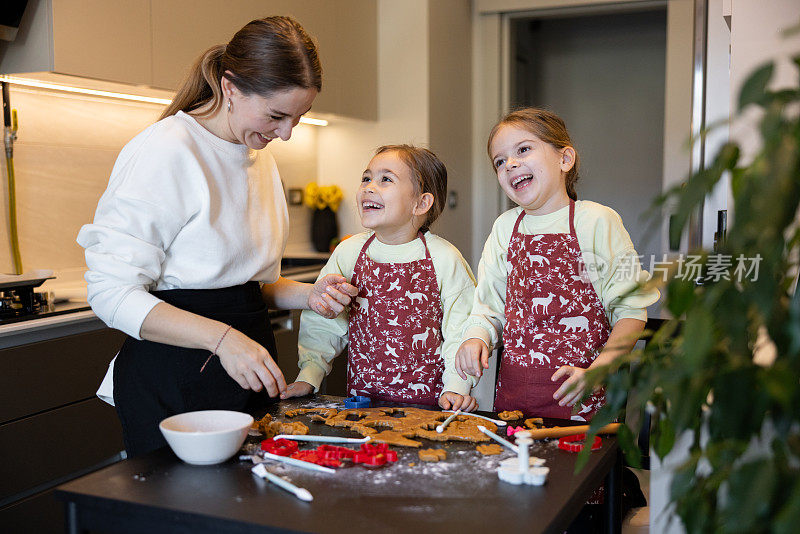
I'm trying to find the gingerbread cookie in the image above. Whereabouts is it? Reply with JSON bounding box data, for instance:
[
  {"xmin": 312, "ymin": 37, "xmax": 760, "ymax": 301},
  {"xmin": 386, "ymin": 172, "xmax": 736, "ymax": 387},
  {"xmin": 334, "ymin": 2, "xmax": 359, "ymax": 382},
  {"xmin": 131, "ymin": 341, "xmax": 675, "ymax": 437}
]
[
  {"xmin": 278, "ymin": 421, "xmax": 309, "ymax": 435},
  {"xmin": 252, "ymin": 414, "xmax": 309, "ymax": 439},
  {"xmin": 476, "ymin": 444, "xmax": 504, "ymax": 456},
  {"xmin": 498, "ymin": 410, "xmax": 524, "ymax": 421},
  {"xmin": 418, "ymin": 448, "xmax": 447, "ymax": 462},
  {"xmin": 325, "ymin": 407, "xmax": 497, "ymax": 447},
  {"xmin": 284, "ymin": 407, "xmax": 339, "ymax": 419},
  {"xmin": 524, "ymin": 417, "xmax": 544, "ymax": 429},
  {"xmin": 415, "ymin": 417, "xmax": 493, "ymax": 443}
]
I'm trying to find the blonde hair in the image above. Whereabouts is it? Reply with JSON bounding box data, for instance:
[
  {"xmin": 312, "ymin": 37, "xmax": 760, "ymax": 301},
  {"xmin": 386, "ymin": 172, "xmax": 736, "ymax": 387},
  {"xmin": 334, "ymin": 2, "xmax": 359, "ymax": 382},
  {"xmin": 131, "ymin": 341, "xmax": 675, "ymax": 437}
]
[
  {"xmin": 160, "ymin": 16, "xmax": 321, "ymax": 120},
  {"xmin": 374, "ymin": 145, "xmax": 448, "ymax": 233},
  {"xmin": 487, "ymin": 107, "xmax": 580, "ymax": 201}
]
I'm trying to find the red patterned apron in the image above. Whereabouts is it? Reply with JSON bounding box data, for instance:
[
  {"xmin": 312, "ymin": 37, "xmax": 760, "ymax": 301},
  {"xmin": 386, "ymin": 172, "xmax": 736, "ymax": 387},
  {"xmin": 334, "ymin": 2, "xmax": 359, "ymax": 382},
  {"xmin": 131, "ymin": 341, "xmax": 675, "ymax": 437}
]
[
  {"xmin": 495, "ymin": 200, "xmax": 611, "ymax": 420},
  {"xmin": 347, "ymin": 232, "xmax": 444, "ymax": 405}
]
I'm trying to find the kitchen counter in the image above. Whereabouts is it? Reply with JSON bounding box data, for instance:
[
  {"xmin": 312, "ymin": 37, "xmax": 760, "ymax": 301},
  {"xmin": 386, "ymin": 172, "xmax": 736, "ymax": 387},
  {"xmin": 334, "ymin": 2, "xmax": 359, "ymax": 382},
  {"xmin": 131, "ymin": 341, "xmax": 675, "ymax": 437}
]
[
  {"xmin": 0, "ymin": 255, "xmax": 327, "ymax": 349},
  {"xmin": 56, "ymin": 395, "xmax": 622, "ymax": 534},
  {"xmin": 0, "ymin": 303, "xmax": 102, "ymax": 349},
  {"xmin": 0, "ymin": 302, "xmax": 106, "ymax": 349}
]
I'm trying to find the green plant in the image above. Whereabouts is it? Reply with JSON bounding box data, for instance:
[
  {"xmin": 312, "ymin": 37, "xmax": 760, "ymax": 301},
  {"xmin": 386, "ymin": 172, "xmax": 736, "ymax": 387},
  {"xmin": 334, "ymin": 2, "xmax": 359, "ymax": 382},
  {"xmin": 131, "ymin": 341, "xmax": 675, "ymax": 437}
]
[{"xmin": 580, "ymin": 56, "xmax": 800, "ymax": 533}]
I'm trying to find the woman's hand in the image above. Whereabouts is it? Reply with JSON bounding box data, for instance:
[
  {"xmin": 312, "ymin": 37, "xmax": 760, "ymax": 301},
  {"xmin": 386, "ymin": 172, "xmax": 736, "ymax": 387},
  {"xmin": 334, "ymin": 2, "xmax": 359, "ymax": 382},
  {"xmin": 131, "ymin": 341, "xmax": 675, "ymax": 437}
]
[
  {"xmin": 214, "ymin": 327, "xmax": 287, "ymax": 397},
  {"xmin": 308, "ymin": 274, "xmax": 359, "ymax": 318},
  {"xmin": 281, "ymin": 381, "xmax": 314, "ymax": 399},
  {"xmin": 551, "ymin": 366, "xmax": 590, "ymax": 407},
  {"xmin": 438, "ymin": 391, "xmax": 479, "ymax": 412},
  {"xmin": 455, "ymin": 339, "xmax": 490, "ymax": 380}
]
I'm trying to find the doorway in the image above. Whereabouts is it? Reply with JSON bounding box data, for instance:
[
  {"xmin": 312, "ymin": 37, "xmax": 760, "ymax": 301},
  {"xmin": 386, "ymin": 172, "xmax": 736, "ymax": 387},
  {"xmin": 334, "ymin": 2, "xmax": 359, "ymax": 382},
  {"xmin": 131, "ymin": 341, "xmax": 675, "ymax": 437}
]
[{"xmin": 509, "ymin": 8, "xmax": 668, "ymax": 263}]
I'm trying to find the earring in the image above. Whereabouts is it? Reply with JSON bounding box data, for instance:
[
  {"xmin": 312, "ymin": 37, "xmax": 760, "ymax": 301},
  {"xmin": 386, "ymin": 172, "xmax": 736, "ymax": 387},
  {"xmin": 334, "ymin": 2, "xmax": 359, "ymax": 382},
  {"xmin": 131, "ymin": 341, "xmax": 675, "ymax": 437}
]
[{"xmin": 227, "ymin": 99, "xmax": 231, "ymax": 112}]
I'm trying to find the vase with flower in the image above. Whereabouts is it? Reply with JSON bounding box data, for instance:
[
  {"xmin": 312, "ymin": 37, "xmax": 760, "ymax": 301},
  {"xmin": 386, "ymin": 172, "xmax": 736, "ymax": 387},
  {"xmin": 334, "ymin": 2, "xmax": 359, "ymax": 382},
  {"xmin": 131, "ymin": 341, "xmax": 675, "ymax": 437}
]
[{"xmin": 304, "ymin": 182, "xmax": 343, "ymax": 252}]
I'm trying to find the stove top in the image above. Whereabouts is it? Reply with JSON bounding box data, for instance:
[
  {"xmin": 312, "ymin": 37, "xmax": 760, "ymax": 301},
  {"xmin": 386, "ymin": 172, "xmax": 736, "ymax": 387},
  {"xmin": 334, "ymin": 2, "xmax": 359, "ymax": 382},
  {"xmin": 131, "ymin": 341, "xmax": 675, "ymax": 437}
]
[{"xmin": 0, "ymin": 271, "xmax": 70, "ymax": 325}]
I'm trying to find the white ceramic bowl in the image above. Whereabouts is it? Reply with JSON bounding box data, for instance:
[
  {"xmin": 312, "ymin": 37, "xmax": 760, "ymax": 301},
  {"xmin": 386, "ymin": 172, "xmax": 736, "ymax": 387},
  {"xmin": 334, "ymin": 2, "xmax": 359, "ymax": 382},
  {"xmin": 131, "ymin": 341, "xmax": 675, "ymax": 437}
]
[{"xmin": 159, "ymin": 410, "xmax": 253, "ymax": 465}]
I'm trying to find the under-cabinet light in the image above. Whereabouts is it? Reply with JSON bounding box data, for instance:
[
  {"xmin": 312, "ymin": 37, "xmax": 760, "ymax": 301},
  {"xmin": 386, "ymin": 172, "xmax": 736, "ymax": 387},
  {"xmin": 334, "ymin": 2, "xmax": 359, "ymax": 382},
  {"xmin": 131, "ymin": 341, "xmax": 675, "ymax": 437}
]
[{"xmin": 0, "ymin": 75, "xmax": 328, "ymax": 126}]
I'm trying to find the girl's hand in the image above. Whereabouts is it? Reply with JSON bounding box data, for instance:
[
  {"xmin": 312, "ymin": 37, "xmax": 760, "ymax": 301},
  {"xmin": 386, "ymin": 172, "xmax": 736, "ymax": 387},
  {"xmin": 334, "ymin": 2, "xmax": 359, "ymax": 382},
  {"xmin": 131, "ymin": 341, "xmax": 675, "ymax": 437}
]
[
  {"xmin": 551, "ymin": 366, "xmax": 590, "ymax": 407},
  {"xmin": 455, "ymin": 339, "xmax": 490, "ymax": 379},
  {"xmin": 281, "ymin": 381, "xmax": 314, "ymax": 399},
  {"xmin": 214, "ymin": 327, "xmax": 287, "ymax": 397},
  {"xmin": 308, "ymin": 274, "xmax": 359, "ymax": 318},
  {"xmin": 438, "ymin": 391, "xmax": 479, "ymax": 412}
]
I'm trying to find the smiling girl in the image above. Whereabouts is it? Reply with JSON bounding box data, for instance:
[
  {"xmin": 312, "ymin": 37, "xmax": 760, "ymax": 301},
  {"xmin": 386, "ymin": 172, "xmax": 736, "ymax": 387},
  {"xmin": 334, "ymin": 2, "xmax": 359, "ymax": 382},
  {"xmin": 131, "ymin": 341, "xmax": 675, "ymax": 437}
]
[
  {"xmin": 285, "ymin": 145, "xmax": 479, "ymax": 411},
  {"xmin": 456, "ymin": 108, "xmax": 659, "ymax": 420}
]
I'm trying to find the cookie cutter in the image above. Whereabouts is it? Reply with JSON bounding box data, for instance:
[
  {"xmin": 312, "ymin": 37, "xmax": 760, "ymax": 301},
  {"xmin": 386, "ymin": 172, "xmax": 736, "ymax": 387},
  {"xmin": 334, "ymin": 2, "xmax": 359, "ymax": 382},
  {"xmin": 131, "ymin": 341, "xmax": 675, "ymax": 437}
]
[
  {"xmin": 353, "ymin": 442, "xmax": 398, "ymax": 466},
  {"xmin": 283, "ymin": 443, "xmax": 399, "ymax": 468},
  {"xmin": 260, "ymin": 438, "xmax": 299, "ymax": 457},
  {"xmin": 344, "ymin": 395, "xmax": 371, "ymax": 409},
  {"xmin": 296, "ymin": 445, "xmax": 357, "ymax": 467},
  {"xmin": 506, "ymin": 425, "xmax": 526, "ymax": 437},
  {"xmin": 317, "ymin": 444, "xmax": 356, "ymax": 461},
  {"xmin": 497, "ymin": 431, "xmax": 548, "ymax": 486},
  {"xmin": 291, "ymin": 449, "xmax": 346, "ymax": 468},
  {"xmin": 558, "ymin": 434, "xmax": 602, "ymax": 453}
]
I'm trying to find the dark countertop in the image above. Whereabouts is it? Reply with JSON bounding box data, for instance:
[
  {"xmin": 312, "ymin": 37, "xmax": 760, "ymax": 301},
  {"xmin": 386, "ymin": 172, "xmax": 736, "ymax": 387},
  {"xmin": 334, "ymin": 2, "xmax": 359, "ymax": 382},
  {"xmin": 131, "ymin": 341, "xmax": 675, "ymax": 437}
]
[
  {"xmin": 56, "ymin": 395, "xmax": 619, "ymax": 534},
  {"xmin": 0, "ymin": 300, "xmax": 91, "ymax": 327},
  {"xmin": 0, "ymin": 303, "xmax": 102, "ymax": 349}
]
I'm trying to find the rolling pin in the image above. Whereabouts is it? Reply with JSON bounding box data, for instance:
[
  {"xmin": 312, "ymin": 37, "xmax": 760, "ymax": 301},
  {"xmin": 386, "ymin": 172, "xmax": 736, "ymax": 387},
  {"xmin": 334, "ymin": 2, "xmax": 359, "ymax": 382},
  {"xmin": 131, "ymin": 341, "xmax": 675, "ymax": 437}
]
[{"xmin": 525, "ymin": 423, "xmax": 620, "ymax": 440}]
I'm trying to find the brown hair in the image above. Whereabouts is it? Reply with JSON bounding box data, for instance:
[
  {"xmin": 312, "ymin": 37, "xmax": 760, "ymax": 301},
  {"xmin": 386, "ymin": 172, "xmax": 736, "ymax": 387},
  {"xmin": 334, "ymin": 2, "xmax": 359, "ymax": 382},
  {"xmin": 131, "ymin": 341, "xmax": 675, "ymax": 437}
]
[
  {"xmin": 160, "ymin": 16, "xmax": 322, "ymax": 120},
  {"xmin": 487, "ymin": 107, "xmax": 580, "ymax": 201},
  {"xmin": 374, "ymin": 145, "xmax": 448, "ymax": 233}
]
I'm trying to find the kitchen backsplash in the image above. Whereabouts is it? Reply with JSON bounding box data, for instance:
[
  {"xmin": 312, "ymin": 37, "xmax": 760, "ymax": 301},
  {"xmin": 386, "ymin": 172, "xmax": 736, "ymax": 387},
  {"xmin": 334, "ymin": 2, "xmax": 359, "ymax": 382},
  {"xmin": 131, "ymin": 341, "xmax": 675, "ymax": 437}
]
[{"xmin": 0, "ymin": 86, "xmax": 320, "ymax": 280}]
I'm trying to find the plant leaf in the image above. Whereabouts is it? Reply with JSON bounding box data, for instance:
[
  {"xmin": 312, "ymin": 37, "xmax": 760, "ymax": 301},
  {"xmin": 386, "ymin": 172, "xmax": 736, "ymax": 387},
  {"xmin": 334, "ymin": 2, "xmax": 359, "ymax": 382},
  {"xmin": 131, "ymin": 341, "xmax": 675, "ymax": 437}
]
[
  {"xmin": 774, "ymin": 477, "xmax": 800, "ymax": 534},
  {"xmin": 720, "ymin": 459, "xmax": 777, "ymax": 532},
  {"xmin": 667, "ymin": 278, "xmax": 696, "ymax": 317},
  {"xmin": 682, "ymin": 307, "xmax": 714, "ymax": 372},
  {"xmin": 617, "ymin": 422, "xmax": 641, "ymax": 468},
  {"xmin": 670, "ymin": 457, "xmax": 699, "ymax": 503},
  {"xmin": 655, "ymin": 417, "xmax": 676, "ymax": 458},
  {"xmin": 739, "ymin": 62, "xmax": 774, "ymax": 111}
]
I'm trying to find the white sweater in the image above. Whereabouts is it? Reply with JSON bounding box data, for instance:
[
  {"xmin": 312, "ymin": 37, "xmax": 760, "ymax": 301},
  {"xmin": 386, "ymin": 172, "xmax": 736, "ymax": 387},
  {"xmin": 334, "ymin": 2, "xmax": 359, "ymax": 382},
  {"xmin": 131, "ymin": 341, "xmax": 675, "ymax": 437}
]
[{"xmin": 77, "ymin": 111, "xmax": 288, "ymax": 339}]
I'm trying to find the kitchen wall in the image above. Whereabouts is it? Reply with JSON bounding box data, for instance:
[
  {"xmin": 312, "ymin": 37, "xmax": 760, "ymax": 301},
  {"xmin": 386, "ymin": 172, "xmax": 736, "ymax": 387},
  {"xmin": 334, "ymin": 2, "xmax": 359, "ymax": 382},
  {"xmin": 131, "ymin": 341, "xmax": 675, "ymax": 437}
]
[
  {"xmin": 315, "ymin": 0, "xmax": 474, "ymax": 261},
  {"xmin": 316, "ymin": 0, "xmax": 430, "ymax": 239},
  {"xmin": 0, "ymin": 86, "xmax": 320, "ymax": 284}
]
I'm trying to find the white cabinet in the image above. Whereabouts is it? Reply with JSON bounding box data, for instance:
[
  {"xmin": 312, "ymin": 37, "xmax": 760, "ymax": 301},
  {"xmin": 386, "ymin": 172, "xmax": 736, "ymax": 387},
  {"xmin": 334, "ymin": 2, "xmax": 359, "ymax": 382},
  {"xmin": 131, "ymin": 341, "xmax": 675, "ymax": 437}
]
[
  {"xmin": 0, "ymin": 0, "xmax": 152, "ymax": 86},
  {"xmin": 1, "ymin": 0, "xmax": 378, "ymax": 120},
  {"xmin": 150, "ymin": 0, "xmax": 267, "ymax": 91},
  {"xmin": 151, "ymin": 0, "xmax": 377, "ymax": 120}
]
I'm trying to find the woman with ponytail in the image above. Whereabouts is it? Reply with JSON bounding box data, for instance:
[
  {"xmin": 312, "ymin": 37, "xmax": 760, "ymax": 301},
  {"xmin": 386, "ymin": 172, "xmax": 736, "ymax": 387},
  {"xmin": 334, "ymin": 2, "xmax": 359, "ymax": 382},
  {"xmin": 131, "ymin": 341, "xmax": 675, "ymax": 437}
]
[{"xmin": 78, "ymin": 17, "xmax": 357, "ymax": 457}]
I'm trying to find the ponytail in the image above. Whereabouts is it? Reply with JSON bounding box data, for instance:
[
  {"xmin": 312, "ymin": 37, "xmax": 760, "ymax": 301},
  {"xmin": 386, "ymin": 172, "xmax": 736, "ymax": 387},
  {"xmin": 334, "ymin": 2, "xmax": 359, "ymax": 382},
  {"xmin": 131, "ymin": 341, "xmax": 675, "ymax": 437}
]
[
  {"xmin": 160, "ymin": 45, "xmax": 225, "ymax": 120},
  {"xmin": 159, "ymin": 16, "xmax": 322, "ymax": 122}
]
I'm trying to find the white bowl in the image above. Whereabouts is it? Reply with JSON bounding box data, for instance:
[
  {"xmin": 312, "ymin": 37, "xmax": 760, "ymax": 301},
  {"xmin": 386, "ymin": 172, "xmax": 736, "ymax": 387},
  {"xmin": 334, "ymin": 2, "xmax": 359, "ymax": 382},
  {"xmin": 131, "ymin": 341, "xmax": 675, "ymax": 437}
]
[{"xmin": 159, "ymin": 410, "xmax": 253, "ymax": 465}]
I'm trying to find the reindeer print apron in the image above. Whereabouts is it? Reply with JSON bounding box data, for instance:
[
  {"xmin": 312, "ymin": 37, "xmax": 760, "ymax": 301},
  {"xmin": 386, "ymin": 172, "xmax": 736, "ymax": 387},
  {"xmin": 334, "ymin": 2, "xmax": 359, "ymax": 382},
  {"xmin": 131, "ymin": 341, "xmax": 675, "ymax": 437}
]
[
  {"xmin": 495, "ymin": 200, "xmax": 611, "ymax": 420},
  {"xmin": 347, "ymin": 232, "xmax": 444, "ymax": 405}
]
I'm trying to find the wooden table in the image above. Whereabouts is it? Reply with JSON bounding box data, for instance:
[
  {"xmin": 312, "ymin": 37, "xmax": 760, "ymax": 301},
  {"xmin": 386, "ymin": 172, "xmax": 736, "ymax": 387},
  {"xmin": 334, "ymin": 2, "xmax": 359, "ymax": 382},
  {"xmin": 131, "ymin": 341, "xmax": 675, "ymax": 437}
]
[{"xmin": 56, "ymin": 395, "xmax": 622, "ymax": 534}]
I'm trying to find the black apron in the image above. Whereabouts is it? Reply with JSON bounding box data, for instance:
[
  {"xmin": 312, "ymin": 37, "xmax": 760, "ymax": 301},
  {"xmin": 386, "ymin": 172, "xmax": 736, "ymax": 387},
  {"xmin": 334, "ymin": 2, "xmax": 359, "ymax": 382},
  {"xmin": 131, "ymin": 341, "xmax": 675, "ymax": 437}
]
[{"xmin": 113, "ymin": 282, "xmax": 277, "ymax": 457}]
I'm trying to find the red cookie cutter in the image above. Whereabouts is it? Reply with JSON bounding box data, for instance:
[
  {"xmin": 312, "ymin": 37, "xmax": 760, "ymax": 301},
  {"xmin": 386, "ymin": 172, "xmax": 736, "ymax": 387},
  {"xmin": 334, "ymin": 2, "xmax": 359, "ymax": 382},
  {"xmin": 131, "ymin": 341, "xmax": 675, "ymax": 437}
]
[
  {"xmin": 290, "ymin": 449, "xmax": 344, "ymax": 468},
  {"xmin": 353, "ymin": 443, "xmax": 398, "ymax": 466},
  {"xmin": 558, "ymin": 434, "xmax": 602, "ymax": 453},
  {"xmin": 299, "ymin": 445, "xmax": 358, "ymax": 467},
  {"xmin": 260, "ymin": 438, "xmax": 299, "ymax": 456},
  {"xmin": 507, "ymin": 425, "xmax": 525, "ymax": 436},
  {"xmin": 317, "ymin": 445, "xmax": 356, "ymax": 461},
  {"xmin": 268, "ymin": 442, "xmax": 400, "ymax": 468}
]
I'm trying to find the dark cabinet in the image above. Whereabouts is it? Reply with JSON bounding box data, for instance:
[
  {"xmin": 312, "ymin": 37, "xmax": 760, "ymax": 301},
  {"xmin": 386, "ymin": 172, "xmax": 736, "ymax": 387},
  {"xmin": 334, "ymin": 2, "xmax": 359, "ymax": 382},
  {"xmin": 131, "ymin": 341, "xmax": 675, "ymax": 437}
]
[
  {"xmin": 0, "ymin": 327, "xmax": 126, "ymax": 533},
  {"xmin": 271, "ymin": 309, "xmax": 347, "ymax": 397}
]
